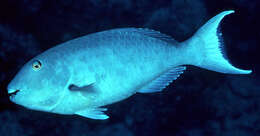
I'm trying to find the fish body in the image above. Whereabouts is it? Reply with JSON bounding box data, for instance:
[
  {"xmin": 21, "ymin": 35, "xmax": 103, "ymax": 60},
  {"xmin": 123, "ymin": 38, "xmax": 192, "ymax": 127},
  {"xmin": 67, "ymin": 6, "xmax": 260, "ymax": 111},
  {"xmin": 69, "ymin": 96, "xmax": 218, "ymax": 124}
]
[{"xmin": 7, "ymin": 11, "xmax": 251, "ymax": 119}]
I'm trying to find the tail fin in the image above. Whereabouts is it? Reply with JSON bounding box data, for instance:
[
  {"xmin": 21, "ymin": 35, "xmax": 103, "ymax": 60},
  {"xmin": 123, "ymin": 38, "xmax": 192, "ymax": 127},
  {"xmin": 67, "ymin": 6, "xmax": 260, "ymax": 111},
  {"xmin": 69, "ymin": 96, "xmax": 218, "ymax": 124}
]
[{"xmin": 183, "ymin": 10, "xmax": 252, "ymax": 74}]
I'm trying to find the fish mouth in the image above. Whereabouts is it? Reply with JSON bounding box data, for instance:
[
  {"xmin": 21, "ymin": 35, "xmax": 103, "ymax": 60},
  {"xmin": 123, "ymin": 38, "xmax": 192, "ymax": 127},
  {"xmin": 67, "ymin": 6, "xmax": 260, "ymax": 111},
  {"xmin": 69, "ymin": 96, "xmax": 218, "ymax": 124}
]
[{"xmin": 8, "ymin": 89, "xmax": 20, "ymax": 97}]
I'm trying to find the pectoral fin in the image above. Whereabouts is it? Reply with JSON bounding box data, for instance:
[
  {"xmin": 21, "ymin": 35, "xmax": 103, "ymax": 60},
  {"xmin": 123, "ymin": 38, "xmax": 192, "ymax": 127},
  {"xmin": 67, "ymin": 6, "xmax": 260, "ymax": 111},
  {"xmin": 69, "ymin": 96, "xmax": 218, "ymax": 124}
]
[
  {"xmin": 75, "ymin": 108, "xmax": 109, "ymax": 120},
  {"xmin": 68, "ymin": 83, "xmax": 96, "ymax": 97},
  {"xmin": 68, "ymin": 83, "xmax": 95, "ymax": 91}
]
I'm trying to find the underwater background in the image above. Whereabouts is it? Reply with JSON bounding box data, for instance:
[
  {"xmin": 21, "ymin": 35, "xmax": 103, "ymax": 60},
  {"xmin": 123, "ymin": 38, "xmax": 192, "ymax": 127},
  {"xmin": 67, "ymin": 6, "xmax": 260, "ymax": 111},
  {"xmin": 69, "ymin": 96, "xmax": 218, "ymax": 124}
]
[{"xmin": 0, "ymin": 0, "xmax": 259, "ymax": 136}]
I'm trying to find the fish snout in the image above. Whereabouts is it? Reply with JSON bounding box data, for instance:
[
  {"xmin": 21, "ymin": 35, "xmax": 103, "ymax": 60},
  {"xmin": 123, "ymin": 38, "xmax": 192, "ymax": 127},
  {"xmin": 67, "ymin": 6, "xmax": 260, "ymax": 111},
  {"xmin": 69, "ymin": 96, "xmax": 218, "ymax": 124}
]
[{"xmin": 7, "ymin": 83, "xmax": 20, "ymax": 96}]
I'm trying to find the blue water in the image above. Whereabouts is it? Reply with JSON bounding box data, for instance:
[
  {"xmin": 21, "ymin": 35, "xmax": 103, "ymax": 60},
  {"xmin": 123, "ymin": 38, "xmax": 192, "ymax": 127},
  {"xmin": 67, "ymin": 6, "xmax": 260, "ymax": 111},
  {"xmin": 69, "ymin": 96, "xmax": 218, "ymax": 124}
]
[{"xmin": 0, "ymin": 0, "xmax": 259, "ymax": 136}]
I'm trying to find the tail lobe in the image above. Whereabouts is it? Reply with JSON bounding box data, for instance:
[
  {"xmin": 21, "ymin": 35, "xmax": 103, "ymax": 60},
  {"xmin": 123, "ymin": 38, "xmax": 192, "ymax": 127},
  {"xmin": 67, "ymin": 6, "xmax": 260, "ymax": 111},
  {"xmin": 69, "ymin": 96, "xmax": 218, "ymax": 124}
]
[{"xmin": 184, "ymin": 10, "xmax": 252, "ymax": 74}]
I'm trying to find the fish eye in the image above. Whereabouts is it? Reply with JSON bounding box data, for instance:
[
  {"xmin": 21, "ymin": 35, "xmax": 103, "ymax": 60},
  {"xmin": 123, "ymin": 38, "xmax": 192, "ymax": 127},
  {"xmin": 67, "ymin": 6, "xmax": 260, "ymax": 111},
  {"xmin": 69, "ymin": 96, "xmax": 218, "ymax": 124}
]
[{"xmin": 32, "ymin": 60, "xmax": 42, "ymax": 71}]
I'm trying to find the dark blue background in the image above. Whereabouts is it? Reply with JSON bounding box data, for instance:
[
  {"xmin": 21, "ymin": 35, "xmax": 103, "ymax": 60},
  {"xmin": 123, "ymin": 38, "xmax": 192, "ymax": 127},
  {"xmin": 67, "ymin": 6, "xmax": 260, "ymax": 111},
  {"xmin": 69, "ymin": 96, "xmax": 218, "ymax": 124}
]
[{"xmin": 0, "ymin": 0, "xmax": 259, "ymax": 136}]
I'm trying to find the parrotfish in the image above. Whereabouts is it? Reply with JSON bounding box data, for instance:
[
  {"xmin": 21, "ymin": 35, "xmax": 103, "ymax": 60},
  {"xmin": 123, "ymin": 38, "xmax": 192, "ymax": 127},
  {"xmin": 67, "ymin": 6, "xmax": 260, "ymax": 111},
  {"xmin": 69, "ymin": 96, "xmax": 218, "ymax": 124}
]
[{"xmin": 7, "ymin": 10, "xmax": 251, "ymax": 120}]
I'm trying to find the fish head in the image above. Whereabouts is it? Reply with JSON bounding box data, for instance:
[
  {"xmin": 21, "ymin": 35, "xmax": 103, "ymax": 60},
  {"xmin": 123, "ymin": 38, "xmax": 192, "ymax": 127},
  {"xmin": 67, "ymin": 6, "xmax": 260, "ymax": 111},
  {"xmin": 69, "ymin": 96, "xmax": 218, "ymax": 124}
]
[{"xmin": 7, "ymin": 53, "xmax": 70, "ymax": 112}]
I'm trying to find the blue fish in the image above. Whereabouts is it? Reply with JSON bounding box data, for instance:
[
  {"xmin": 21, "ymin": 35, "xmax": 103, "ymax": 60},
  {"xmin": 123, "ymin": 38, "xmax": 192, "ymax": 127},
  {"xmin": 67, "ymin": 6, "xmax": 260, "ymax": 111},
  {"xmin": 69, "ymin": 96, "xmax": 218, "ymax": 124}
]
[{"xmin": 7, "ymin": 10, "xmax": 251, "ymax": 120}]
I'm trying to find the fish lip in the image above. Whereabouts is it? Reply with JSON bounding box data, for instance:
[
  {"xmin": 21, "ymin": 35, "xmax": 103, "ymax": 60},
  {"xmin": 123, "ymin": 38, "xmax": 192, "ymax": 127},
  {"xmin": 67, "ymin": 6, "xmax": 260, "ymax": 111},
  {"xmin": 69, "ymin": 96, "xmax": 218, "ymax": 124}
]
[
  {"xmin": 8, "ymin": 88, "xmax": 17, "ymax": 94},
  {"xmin": 8, "ymin": 89, "xmax": 20, "ymax": 97}
]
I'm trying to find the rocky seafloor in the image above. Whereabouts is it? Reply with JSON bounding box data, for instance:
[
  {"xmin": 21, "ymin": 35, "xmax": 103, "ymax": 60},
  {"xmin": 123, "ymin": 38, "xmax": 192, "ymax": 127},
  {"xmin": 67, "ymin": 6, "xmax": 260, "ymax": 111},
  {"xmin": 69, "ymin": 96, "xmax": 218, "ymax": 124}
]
[{"xmin": 0, "ymin": 0, "xmax": 259, "ymax": 136}]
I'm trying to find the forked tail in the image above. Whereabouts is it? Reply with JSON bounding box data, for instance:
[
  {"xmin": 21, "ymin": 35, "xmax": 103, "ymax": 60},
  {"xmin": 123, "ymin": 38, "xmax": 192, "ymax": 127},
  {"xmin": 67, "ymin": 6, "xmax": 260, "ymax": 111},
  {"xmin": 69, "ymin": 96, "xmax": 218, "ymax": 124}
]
[{"xmin": 182, "ymin": 10, "xmax": 251, "ymax": 74}]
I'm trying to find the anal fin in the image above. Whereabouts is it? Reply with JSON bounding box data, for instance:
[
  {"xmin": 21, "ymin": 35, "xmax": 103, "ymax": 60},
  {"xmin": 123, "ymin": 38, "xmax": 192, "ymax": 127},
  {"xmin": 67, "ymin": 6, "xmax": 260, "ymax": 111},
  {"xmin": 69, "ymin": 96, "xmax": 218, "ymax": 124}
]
[
  {"xmin": 75, "ymin": 108, "xmax": 109, "ymax": 120},
  {"xmin": 138, "ymin": 66, "xmax": 186, "ymax": 93}
]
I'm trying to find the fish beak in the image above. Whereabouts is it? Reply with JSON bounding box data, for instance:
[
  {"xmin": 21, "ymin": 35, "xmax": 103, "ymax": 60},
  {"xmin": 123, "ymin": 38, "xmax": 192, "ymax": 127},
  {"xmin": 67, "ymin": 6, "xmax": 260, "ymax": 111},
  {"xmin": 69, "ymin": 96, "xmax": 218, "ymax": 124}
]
[
  {"xmin": 7, "ymin": 84, "xmax": 14, "ymax": 93},
  {"xmin": 8, "ymin": 88, "xmax": 16, "ymax": 94},
  {"xmin": 8, "ymin": 89, "xmax": 19, "ymax": 95},
  {"xmin": 7, "ymin": 84, "xmax": 20, "ymax": 95}
]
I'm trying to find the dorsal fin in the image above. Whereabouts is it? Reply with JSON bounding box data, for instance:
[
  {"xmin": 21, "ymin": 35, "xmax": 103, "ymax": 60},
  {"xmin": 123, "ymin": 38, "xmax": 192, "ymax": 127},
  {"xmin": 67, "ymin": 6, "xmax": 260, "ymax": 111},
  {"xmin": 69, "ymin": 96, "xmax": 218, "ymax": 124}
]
[
  {"xmin": 116, "ymin": 28, "xmax": 179, "ymax": 45},
  {"xmin": 138, "ymin": 66, "xmax": 186, "ymax": 93}
]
